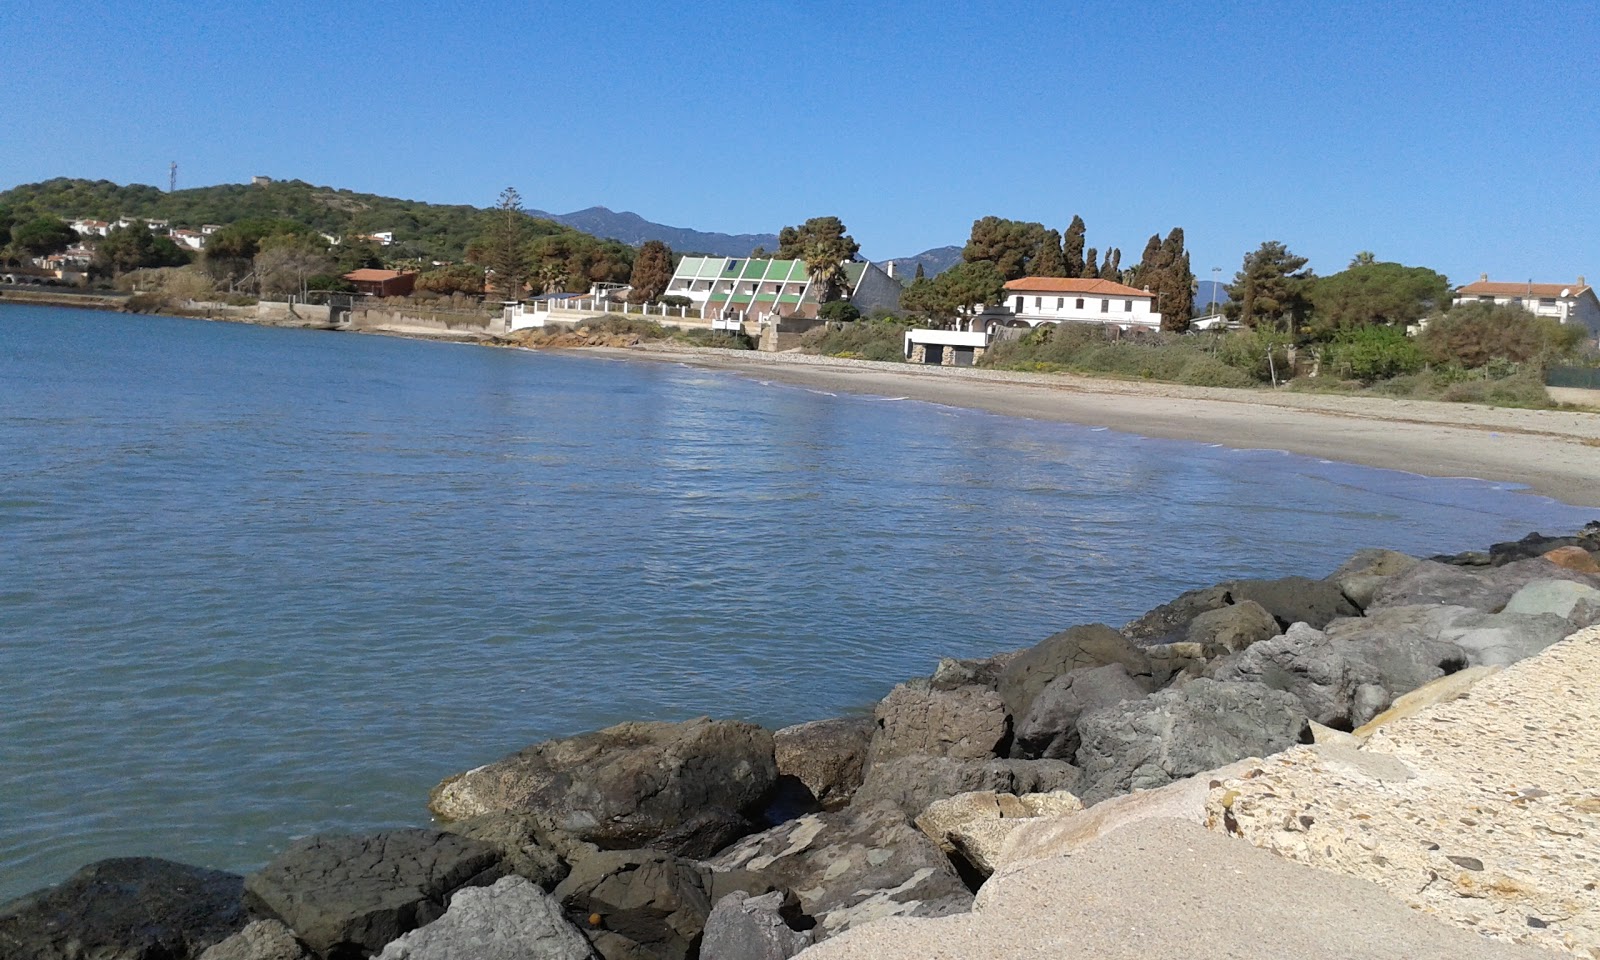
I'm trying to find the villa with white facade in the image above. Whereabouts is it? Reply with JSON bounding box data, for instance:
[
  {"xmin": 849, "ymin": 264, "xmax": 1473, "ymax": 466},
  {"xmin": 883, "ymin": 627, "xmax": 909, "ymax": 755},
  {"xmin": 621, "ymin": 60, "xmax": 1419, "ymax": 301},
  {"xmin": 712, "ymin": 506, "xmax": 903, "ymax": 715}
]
[
  {"xmin": 1453, "ymin": 275, "xmax": 1599, "ymax": 340},
  {"xmin": 1003, "ymin": 277, "xmax": 1162, "ymax": 329}
]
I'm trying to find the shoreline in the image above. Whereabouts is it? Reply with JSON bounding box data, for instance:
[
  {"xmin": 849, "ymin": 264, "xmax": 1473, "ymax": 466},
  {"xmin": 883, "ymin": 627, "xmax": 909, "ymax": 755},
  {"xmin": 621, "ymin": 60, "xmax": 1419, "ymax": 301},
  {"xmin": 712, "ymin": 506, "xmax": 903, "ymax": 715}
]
[{"xmin": 580, "ymin": 343, "xmax": 1600, "ymax": 508}]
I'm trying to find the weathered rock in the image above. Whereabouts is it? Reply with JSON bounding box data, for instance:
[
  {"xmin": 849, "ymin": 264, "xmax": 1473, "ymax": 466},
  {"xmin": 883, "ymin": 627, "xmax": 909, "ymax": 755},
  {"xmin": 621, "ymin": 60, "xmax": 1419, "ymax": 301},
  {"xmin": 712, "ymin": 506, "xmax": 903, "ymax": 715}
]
[
  {"xmin": 1542, "ymin": 544, "xmax": 1600, "ymax": 573},
  {"xmin": 1437, "ymin": 609, "xmax": 1575, "ymax": 666},
  {"xmin": 913, "ymin": 790, "xmax": 1083, "ymax": 855},
  {"xmin": 1318, "ymin": 606, "xmax": 1474, "ymax": 690},
  {"xmin": 552, "ymin": 850, "xmax": 775, "ymax": 960},
  {"xmin": 772, "ymin": 716, "xmax": 874, "ymax": 811},
  {"xmin": 1487, "ymin": 528, "xmax": 1600, "ymax": 566},
  {"xmin": 996, "ymin": 624, "xmax": 1153, "ymax": 721},
  {"xmin": 850, "ymin": 755, "xmax": 1080, "ymax": 819},
  {"xmin": 1209, "ymin": 622, "xmax": 1392, "ymax": 730},
  {"xmin": 1352, "ymin": 665, "xmax": 1501, "ymax": 737},
  {"xmin": 243, "ymin": 829, "xmax": 504, "ymax": 960},
  {"xmin": 700, "ymin": 891, "xmax": 812, "ymax": 960},
  {"xmin": 1369, "ymin": 557, "xmax": 1600, "ymax": 612},
  {"xmin": 1075, "ymin": 679, "xmax": 1310, "ymax": 804},
  {"xmin": 1010, "ymin": 663, "xmax": 1153, "ymax": 760},
  {"xmin": 375, "ymin": 876, "xmax": 595, "ymax": 960},
  {"xmin": 198, "ymin": 920, "xmax": 310, "ymax": 960},
  {"xmin": 441, "ymin": 813, "xmax": 570, "ymax": 889},
  {"xmin": 929, "ymin": 649, "xmax": 1023, "ymax": 691},
  {"xmin": 1122, "ymin": 577, "xmax": 1360, "ymax": 646},
  {"xmin": 864, "ymin": 681, "xmax": 1008, "ymax": 766},
  {"xmin": 0, "ymin": 858, "xmax": 246, "ymax": 960},
  {"xmin": 1501, "ymin": 578, "xmax": 1600, "ymax": 624},
  {"xmin": 428, "ymin": 718, "xmax": 777, "ymax": 858},
  {"xmin": 1326, "ymin": 548, "xmax": 1420, "ymax": 610},
  {"xmin": 708, "ymin": 800, "xmax": 973, "ymax": 938},
  {"xmin": 1184, "ymin": 600, "xmax": 1280, "ymax": 655}
]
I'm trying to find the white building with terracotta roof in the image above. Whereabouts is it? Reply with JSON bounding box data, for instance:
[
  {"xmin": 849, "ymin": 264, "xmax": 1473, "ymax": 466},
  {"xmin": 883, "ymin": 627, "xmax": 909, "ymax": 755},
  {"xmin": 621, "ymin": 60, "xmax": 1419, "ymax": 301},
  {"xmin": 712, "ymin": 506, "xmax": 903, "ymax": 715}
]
[
  {"xmin": 1452, "ymin": 275, "xmax": 1599, "ymax": 338},
  {"xmin": 1002, "ymin": 277, "xmax": 1162, "ymax": 329}
]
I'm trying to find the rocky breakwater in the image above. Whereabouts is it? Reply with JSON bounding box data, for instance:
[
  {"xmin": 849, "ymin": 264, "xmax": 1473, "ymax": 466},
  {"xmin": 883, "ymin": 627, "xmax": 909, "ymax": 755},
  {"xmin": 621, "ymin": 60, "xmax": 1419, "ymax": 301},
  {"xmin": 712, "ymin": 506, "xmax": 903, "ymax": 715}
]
[{"xmin": 3, "ymin": 523, "xmax": 1598, "ymax": 960}]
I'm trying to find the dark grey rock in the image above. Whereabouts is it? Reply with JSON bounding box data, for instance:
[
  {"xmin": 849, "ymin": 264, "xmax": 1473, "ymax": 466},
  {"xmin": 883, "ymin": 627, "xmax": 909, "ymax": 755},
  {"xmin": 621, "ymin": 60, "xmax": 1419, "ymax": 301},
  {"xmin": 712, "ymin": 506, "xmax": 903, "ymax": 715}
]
[
  {"xmin": 708, "ymin": 800, "xmax": 973, "ymax": 940},
  {"xmin": 441, "ymin": 813, "xmax": 570, "ymax": 889},
  {"xmin": 865, "ymin": 681, "xmax": 1008, "ymax": 767},
  {"xmin": 375, "ymin": 876, "xmax": 595, "ymax": 960},
  {"xmin": 198, "ymin": 920, "xmax": 310, "ymax": 960},
  {"xmin": 1011, "ymin": 663, "xmax": 1154, "ymax": 760},
  {"xmin": 1185, "ymin": 600, "xmax": 1280, "ymax": 655},
  {"xmin": 1210, "ymin": 623, "xmax": 1392, "ymax": 730},
  {"xmin": 772, "ymin": 716, "xmax": 874, "ymax": 811},
  {"xmin": 1368, "ymin": 558, "xmax": 1600, "ymax": 613},
  {"xmin": 997, "ymin": 624, "xmax": 1154, "ymax": 721},
  {"xmin": 428, "ymin": 718, "xmax": 777, "ymax": 858},
  {"xmin": 1319, "ymin": 606, "xmax": 1474, "ymax": 691},
  {"xmin": 551, "ymin": 850, "xmax": 777, "ymax": 960},
  {"xmin": 929, "ymin": 649, "xmax": 1024, "ymax": 691},
  {"xmin": 700, "ymin": 891, "xmax": 811, "ymax": 960},
  {"xmin": 1487, "ymin": 527, "xmax": 1600, "ymax": 566},
  {"xmin": 1123, "ymin": 578, "xmax": 1360, "ymax": 646},
  {"xmin": 0, "ymin": 858, "xmax": 246, "ymax": 960},
  {"xmin": 1326, "ymin": 549, "xmax": 1421, "ymax": 610},
  {"xmin": 1121, "ymin": 586, "xmax": 1235, "ymax": 646},
  {"xmin": 1075, "ymin": 679, "xmax": 1310, "ymax": 804},
  {"xmin": 850, "ymin": 755, "xmax": 1080, "ymax": 819},
  {"xmin": 243, "ymin": 829, "xmax": 504, "ymax": 960}
]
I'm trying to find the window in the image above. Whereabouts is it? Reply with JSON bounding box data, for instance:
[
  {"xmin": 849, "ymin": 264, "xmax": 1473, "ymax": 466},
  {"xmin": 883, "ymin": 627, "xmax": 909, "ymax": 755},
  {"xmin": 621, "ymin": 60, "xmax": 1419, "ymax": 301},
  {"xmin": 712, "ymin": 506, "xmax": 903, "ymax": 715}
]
[
  {"xmin": 1478, "ymin": 296, "xmax": 1493, "ymax": 303},
  {"xmin": 1100, "ymin": 299, "xmax": 1109, "ymax": 313},
  {"xmin": 1075, "ymin": 298, "xmax": 1084, "ymax": 309},
  {"xmin": 1057, "ymin": 297, "xmax": 1064, "ymax": 309},
  {"xmin": 1124, "ymin": 300, "xmax": 1133, "ymax": 312},
  {"xmin": 1034, "ymin": 297, "xmax": 1042, "ymax": 308},
  {"xmin": 1014, "ymin": 296, "xmax": 1024, "ymax": 312},
  {"xmin": 1540, "ymin": 298, "xmax": 1557, "ymax": 307}
]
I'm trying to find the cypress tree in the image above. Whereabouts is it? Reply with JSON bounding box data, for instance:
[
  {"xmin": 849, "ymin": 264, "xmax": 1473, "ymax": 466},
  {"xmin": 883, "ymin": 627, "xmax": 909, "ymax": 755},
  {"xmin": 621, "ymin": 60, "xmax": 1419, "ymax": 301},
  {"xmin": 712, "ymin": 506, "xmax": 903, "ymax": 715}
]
[
  {"xmin": 1102, "ymin": 248, "xmax": 1121, "ymax": 282},
  {"xmin": 1081, "ymin": 247, "xmax": 1099, "ymax": 279},
  {"xmin": 914, "ymin": 262, "xmax": 925, "ymax": 280},
  {"xmin": 1032, "ymin": 229, "xmax": 1066, "ymax": 276},
  {"xmin": 1063, "ymin": 215, "xmax": 1086, "ymax": 278},
  {"xmin": 1157, "ymin": 228, "xmax": 1195, "ymax": 332}
]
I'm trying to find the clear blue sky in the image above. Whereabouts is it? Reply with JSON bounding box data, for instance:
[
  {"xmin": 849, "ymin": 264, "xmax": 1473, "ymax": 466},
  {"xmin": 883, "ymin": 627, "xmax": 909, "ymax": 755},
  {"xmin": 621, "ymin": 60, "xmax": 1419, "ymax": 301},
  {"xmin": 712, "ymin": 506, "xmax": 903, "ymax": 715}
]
[{"xmin": 3, "ymin": 0, "xmax": 1596, "ymax": 284}]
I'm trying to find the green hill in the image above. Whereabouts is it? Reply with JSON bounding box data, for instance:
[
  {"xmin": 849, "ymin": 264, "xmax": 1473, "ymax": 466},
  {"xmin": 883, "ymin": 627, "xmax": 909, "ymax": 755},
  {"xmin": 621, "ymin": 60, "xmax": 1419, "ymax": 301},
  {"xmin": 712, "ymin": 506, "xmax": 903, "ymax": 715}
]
[{"xmin": 0, "ymin": 177, "xmax": 503, "ymax": 262}]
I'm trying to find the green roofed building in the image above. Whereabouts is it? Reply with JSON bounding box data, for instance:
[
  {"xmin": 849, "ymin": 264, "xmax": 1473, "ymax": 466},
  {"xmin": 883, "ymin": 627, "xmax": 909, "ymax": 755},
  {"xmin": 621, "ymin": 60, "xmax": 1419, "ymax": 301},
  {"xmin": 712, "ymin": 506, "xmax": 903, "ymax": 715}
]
[{"xmin": 665, "ymin": 256, "xmax": 903, "ymax": 328}]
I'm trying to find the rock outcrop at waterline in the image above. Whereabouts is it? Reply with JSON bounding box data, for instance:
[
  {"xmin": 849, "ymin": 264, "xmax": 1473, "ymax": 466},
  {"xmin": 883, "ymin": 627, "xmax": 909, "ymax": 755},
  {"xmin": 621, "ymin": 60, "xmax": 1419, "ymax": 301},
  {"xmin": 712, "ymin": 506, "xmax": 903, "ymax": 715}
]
[{"xmin": 3, "ymin": 522, "xmax": 1598, "ymax": 960}]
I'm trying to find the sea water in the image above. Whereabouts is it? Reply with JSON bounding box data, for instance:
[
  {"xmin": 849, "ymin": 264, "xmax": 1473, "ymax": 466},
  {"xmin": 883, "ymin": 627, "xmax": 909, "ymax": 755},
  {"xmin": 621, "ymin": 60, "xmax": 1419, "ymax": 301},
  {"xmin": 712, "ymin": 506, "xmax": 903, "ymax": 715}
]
[{"xmin": 0, "ymin": 303, "xmax": 1590, "ymax": 900}]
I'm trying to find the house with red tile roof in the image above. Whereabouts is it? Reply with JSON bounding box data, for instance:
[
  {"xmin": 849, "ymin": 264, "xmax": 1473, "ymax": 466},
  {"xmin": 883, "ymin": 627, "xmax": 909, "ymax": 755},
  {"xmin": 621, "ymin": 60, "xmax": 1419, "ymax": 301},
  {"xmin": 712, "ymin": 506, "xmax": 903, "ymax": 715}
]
[
  {"xmin": 342, "ymin": 268, "xmax": 416, "ymax": 297},
  {"xmin": 1453, "ymin": 275, "xmax": 1599, "ymax": 339},
  {"xmin": 1002, "ymin": 277, "xmax": 1161, "ymax": 329}
]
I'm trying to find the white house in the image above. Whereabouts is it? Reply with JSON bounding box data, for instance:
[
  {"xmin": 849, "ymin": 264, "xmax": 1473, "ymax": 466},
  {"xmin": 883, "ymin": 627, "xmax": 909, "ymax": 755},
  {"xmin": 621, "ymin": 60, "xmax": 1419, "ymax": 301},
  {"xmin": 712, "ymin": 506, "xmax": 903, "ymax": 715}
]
[
  {"xmin": 1002, "ymin": 277, "xmax": 1162, "ymax": 329},
  {"xmin": 72, "ymin": 219, "xmax": 111, "ymax": 236},
  {"xmin": 170, "ymin": 229, "xmax": 206, "ymax": 251},
  {"xmin": 1453, "ymin": 275, "xmax": 1600, "ymax": 340}
]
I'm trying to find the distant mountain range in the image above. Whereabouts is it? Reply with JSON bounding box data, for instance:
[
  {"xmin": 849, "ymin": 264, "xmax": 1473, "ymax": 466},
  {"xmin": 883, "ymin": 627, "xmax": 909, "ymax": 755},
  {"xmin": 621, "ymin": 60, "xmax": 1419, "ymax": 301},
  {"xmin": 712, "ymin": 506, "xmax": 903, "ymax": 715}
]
[
  {"xmin": 1194, "ymin": 279, "xmax": 1231, "ymax": 313},
  {"xmin": 527, "ymin": 206, "xmax": 779, "ymax": 258},
  {"xmin": 881, "ymin": 245, "xmax": 964, "ymax": 281}
]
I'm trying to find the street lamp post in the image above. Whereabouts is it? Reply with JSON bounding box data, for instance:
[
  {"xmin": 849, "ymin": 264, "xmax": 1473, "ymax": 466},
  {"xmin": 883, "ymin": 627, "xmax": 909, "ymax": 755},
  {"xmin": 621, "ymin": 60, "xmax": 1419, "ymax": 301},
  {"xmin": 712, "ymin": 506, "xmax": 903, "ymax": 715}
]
[{"xmin": 1210, "ymin": 266, "xmax": 1221, "ymax": 317}]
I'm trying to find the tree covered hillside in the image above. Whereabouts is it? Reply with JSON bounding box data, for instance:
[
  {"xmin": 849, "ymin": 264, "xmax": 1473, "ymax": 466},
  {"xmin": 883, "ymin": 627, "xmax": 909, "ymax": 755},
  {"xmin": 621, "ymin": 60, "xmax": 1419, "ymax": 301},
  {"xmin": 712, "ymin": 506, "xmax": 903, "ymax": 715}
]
[{"xmin": 0, "ymin": 177, "xmax": 514, "ymax": 263}]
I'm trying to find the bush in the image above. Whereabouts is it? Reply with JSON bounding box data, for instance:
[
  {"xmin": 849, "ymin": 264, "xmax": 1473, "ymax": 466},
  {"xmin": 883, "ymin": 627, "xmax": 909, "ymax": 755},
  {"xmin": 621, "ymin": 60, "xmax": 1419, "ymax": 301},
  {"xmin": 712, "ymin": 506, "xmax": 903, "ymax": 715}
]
[
  {"xmin": 581, "ymin": 315, "xmax": 667, "ymax": 339},
  {"xmin": 1320, "ymin": 324, "xmax": 1425, "ymax": 382},
  {"xmin": 981, "ymin": 323, "xmax": 1267, "ymax": 388},
  {"xmin": 1420, "ymin": 302, "xmax": 1583, "ymax": 368},
  {"xmin": 818, "ymin": 300, "xmax": 862, "ymax": 323},
  {"xmin": 798, "ymin": 318, "xmax": 909, "ymax": 361},
  {"xmin": 673, "ymin": 328, "xmax": 755, "ymax": 350},
  {"xmin": 659, "ymin": 295, "xmax": 692, "ymax": 308}
]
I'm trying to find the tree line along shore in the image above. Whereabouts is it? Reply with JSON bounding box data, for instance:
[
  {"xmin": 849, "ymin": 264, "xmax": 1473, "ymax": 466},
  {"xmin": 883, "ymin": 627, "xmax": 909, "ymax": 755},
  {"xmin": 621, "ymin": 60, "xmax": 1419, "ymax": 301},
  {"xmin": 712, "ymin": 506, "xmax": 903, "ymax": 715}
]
[{"xmin": 3, "ymin": 524, "xmax": 1598, "ymax": 959}]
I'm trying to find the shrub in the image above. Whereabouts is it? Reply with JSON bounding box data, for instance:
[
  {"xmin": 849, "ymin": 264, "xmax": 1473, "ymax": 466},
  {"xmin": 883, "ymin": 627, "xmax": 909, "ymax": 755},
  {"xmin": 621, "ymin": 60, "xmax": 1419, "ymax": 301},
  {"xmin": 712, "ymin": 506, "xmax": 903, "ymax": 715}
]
[
  {"xmin": 582, "ymin": 315, "xmax": 668, "ymax": 339},
  {"xmin": 818, "ymin": 300, "xmax": 862, "ymax": 323},
  {"xmin": 1320, "ymin": 324, "xmax": 1425, "ymax": 382},
  {"xmin": 798, "ymin": 318, "xmax": 908, "ymax": 361},
  {"xmin": 673, "ymin": 328, "xmax": 755, "ymax": 350},
  {"xmin": 659, "ymin": 295, "xmax": 692, "ymax": 308},
  {"xmin": 1420, "ymin": 302, "xmax": 1583, "ymax": 368}
]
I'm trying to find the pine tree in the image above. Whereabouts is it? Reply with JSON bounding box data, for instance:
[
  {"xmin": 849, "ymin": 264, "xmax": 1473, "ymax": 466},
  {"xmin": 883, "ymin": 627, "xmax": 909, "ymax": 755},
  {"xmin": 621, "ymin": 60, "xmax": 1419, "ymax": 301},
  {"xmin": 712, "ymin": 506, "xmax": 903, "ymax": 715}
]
[
  {"xmin": 627, "ymin": 239, "xmax": 674, "ymax": 303},
  {"xmin": 1225, "ymin": 241, "xmax": 1312, "ymax": 332},
  {"xmin": 1081, "ymin": 247, "xmax": 1099, "ymax": 279},
  {"xmin": 1063, "ymin": 215, "xmax": 1086, "ymax": 278},
  {"xmin": 482, "ymin": 187, "xmax": 531, "ymax": 300}
]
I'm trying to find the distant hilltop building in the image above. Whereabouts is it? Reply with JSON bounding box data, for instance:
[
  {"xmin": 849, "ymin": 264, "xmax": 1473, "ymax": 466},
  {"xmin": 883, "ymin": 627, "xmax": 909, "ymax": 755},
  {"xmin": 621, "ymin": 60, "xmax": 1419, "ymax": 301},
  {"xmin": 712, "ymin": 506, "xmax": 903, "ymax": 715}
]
[
  {"xmin": 1454, "ymin": 275, "xmax": 1599, "ymax": 338},
  {"xmin": 251, "ymin": 175, "xmax": 273, "ymax": 187}
]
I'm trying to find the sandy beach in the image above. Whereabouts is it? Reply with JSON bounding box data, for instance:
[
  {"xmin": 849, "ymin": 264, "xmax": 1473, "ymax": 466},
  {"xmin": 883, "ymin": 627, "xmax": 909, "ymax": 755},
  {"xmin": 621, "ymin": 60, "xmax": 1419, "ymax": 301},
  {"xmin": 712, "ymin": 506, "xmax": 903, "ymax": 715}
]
[{"xmin": 585, "ymin": 344, "xmax": 1600, "ymax": 508}]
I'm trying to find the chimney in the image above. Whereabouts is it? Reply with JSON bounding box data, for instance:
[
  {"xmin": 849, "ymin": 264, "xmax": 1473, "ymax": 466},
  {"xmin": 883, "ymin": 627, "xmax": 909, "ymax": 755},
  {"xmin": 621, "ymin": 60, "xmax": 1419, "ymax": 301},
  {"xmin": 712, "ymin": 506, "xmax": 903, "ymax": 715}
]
[
  {"xmin": 884, "ymin": 260, "xmax": 896, "ymax": 279},
  {"xmin": 1479, "ymin": 273, "xmax": 1488, "ymax": 282},
  {"xmin": 1579, "ymin": 275, "xmax": 1586, "ymax": 287}
]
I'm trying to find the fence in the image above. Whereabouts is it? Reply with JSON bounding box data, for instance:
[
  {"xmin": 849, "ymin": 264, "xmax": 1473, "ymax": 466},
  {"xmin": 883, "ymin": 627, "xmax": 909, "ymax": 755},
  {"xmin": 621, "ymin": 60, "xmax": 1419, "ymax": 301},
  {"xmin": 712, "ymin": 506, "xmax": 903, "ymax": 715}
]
[{"xmin": 1546, "ymin": 365, "xmax": 1600, "ymax": 390}]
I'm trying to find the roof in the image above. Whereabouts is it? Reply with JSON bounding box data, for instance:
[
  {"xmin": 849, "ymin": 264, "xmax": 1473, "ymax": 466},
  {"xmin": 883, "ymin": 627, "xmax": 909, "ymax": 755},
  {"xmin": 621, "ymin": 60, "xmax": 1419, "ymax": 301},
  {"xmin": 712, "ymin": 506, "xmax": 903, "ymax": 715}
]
[
  {"xmin": 1004, "ymin": 276, "xmax": 1152, "ymax": 297},
  {"xmin": 343, "ymin": 269, "xmax": 410, "ymax": 282},
  {"xmin": 1456, "ymin": 280, "xmax": 1591, "ymax": 299}
]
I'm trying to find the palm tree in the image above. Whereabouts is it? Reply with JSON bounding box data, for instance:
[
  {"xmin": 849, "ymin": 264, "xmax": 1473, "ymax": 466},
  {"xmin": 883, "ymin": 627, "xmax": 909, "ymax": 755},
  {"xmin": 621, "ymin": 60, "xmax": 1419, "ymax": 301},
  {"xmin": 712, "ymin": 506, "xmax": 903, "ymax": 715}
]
[{"xmin": 1350, "ymin": 251, "xmax": 1377, "ymax": 268}]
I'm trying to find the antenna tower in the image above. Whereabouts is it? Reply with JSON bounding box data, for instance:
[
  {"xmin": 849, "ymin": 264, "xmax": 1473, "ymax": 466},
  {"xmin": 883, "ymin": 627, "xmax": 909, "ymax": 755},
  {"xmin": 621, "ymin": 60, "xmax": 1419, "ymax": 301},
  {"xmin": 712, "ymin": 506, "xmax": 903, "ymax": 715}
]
[{"xmin": 169, "ymin": 162, "xmax": 178, "ymax": 193}]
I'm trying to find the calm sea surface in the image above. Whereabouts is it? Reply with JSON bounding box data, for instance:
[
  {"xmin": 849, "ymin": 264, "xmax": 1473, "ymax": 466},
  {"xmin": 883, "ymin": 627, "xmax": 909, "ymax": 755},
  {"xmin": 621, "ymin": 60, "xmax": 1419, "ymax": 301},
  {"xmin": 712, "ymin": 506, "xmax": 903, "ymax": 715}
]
[{"xmin": 0, "ymin": 303, "xmax": 1591, "ymax": 900}]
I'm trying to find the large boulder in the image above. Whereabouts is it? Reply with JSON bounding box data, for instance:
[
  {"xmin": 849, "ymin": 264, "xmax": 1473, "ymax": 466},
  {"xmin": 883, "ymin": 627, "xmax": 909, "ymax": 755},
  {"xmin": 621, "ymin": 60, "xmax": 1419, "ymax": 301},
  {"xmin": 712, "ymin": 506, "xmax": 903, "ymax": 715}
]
[
  {"xmin": 1074, "ymin": 679, "xmax": 1310, "ymax": 804},
  {"xmin": 700, "ymin": 891, "xmax": 812, "ymax": 960},
  {"xmin": 1122, "ymin": 577, "xmax": 1361, "ymax": 646},
  {"xmin": 1318, "ymin": 606, "xmax": 1473, "ymax": 691},
  {"xmin": 1184, "ymin": 600, "xmax": 1280, "ymax": 655},
  {"xmin": 1501, "ymin": 579, "xmax": 1600, "ymax": 625},
  {"xmin": 552, "ymin": 851, "xmax": 777, "ymax": 960},
  {"xmin": 996, "ymin": 624, "xmax": 1154, "ymax": 721},
  {"xmin": 913, "ymin": 790, "xmax": 1083, "ymax": 878},
  {"xmin": 850, "ymin": 755, "xmax": 1080, "ymax": 819},
  {"xmin": 708, "ymin": 801, "xmax": 972, "ymax": 939},
  {"xmin": 375, "ymin": 876, "xmax": 595, "ymax": 960},
  {"xmin": 1486, "ymin": 526, "xmax": 1600, "ymax": 566},
  {"xmin": 198, "ymin": 920, "xmax": 310, "ymax": 960},
  {"xmin": 1010, "ymin": 663, "xmax": 1154, "ymax": 760},
  {"xmin": 0, "ymin": 858, "xmax": 246, "ymax": 960},
  {"xmin": 1326, "ymin": 549, "xmax": 1420, "ymax": 610},
  {"xmin": 1439, "ymin": 610, "xmax": 1578, "ymax": 666},
  {"xmin": 772, "ymin": 716, "xmax": 874, "ymax": 812},
  {"xmin": 864, "ymin": 681, "xmax": 1008, "ymax": 767},
  {"xmin": 1540, "ymin": 545, "xmax": 1600, "ymax": 574},
  {"xmin": 243, "ymin": 829, "xmax": 504, "ymax": 960},
  {"xmin": 1209, "ymin": 622, "xmax": 1392, "ymax": 730},
  {"xmin": 428, "ymin": 718, "xmax": 777, "ymax": 858},
  {"xmin": 928, "ymin": 649, "xmax": 1023, "ymax": 691},
  {"xmin": 440, "ymin": 813, "xmax": 570, "ymax": 889},
  {"xmin": 1369, "ymin": 557, "xmax": 1600, "ymax": 612}
]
